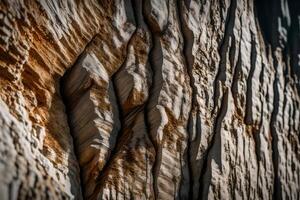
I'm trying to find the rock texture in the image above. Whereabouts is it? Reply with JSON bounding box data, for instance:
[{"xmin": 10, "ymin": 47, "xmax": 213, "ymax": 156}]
[{"xmin": 0, "ymin": 0, "xmax": 299, "ymax": 199}]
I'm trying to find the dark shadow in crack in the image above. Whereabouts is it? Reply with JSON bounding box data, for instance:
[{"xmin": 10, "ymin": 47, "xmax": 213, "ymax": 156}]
[{"xmin": 44, "ymin": 74, "xmax": 83, "ymax": 199}]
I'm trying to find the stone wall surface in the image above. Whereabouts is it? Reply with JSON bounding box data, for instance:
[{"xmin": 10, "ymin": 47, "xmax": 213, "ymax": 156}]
[{"xmin": 0, "ymin": 0, "xmax": 299, "ymax": 199}]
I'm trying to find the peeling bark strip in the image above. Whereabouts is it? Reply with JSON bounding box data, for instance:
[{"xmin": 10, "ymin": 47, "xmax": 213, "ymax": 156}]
[{"xmin": 0, "ymin": 0, "xmax": 300, "ymax": 199}]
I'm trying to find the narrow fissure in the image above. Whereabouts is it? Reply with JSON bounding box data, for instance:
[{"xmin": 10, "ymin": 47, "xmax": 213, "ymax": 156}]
[
  {"xmin": 92, "ymin": 33, "xmax": 133, "ymax": 186},
  {"xmin": 176, "ymin": 0, "xmax": 195, "ymax": 198},
  {"xmin": 59, "ymin": 36, "xmax": 99, "ymax": 199},
  {"xmin": 199, "ymin": 89, "xmax": 229, "ymax": 199},
  {"xmin": 245, "ymin": 33, "xmax": 263, "ymax": 181},
  {"xmin": 60, "ymin": 81, "xmax": 84, "ymax": 200},
  {"xmin": 142, "ymin": 1, "xmax": 166, "ymax": 198},
  {"xmin": 198, "ymin": 0, "xmax": 237, "ymax": 197},
  {"xmin": 60, "ymin": 33, "xmax": 128, "ymax": 198},
  {"xmin": 270, "ymin": 54, "xmax": 281, "ymax": 200},
  {"xmin": 213, "ymin": 0, "xmax": 237, "ymax": 110},
  {"xmin": 144, "ymin": 33, "xmax": 163, "ymax": 200},
  {"xmin": 244, "ymin": 33, "xmax": 257, "ymax": 125},
  {"xmin": 60, "ymin": 1, "xmax": 159, "ymax": 199}
]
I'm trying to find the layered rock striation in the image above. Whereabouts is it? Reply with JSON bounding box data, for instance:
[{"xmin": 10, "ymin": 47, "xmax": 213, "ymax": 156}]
[{"xmin": 0, "ymin": 0, "xmax": 299, "ymax": 199}]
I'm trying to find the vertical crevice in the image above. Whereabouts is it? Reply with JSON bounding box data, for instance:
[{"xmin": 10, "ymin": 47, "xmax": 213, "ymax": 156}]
[
  {"xmin": 230, "ymin": 41, "xmax": 242, "ymax": 111},
  {"xmin": 197, "ymin": 0, "xmax": 237, "ymax": 197},
  {"xmin": 142, "ymin": 1, "xmax": 165, "ymax": 198},
  {"xmin": 270, "ymin": 54, "xmax": 282, "ymax": 200},
  {"xmin": 90, "ymin": 79, "xmax": 124, "ymax": 180},
  {"xmin": 245, "ymin": 33, "xmax": 263, "ymax": 185},
  {"xmin": 60, "ymin": 32, "xmax": 127, "ymax": 198},
  {"xmin": 199, "ymin": 89, "xmax": 229, "ymax": 199},
  {"xmin": 59, "ymin": 70, "xmax": 83, "ymax": 199},
  {"xmin": 92, "ymin": 34, "xmax": 134, "ymax": 185},
  {"xmin": 176, "ymin": 0, "xmax": 195, "ymax": 199},
  {"xmin": 244, "ymin": 33, "xmax": 257, "ymax": 125},
  {"xmin": 144, "ymin": 32, "xmax": 163, "ymax": 200},
  {"xmin": 212, "ymin": 0, "xmax": 237, "ymax": 112},
  {"xmin": 59, "ymin": 36, "xmax": 100, "ymax": 200},
  {"xmin": 59, "ymin": 91, "xmax": 84, "ymax": 199}
]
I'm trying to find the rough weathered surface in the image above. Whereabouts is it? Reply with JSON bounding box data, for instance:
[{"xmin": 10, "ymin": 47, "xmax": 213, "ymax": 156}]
[{"xmin": 0, "ymin": 0, "xmax": 299, "ymax": 199}]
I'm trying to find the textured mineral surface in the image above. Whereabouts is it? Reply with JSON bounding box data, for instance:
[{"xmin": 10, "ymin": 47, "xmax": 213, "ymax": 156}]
[{"xmin": 0, "ymin": 0, "xmax": 299, "ymax": 199}]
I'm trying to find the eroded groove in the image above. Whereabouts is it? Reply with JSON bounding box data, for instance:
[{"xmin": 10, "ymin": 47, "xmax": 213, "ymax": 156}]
[
  {"xmin": 143, "ymin": 1, "xmax": 194, "ymax": 199},
  {"xmin": 245, "ymin": 33, "xmax": 263, "ymax": 180},
  {"xmin": 270, "ymin": 55, "xmax": 281, "ymax": 200},
  {"xmin": 60, "ymin": 36, "xmax": 99, "ymax": 200},
  {"xmin": 86, "ymin": 0, "xmax": 157, "ymax": 198},
  {"xmin": 142, "ymin": 2, "xmax": 165, "ymax": 198},
  {"xmin": 176, "ymin": 0, "xmax": 195, "ymax": 198},
  {"xmin": 90, "ymin": 77, "xmax": 124, "ymax": 182},
  {"xmin": 144, "ymin": 31, "xmax": 163, "ymax": 200},
  {"xmin": 90, "ymin": 31, "xmax": 134, "ymax": 189},
  {"xmin": 60, "ymin": 36, "xmax": 124, "ymax": 198},
  {"xmin": 230, "ymin": 37, "xmax": 242, "ymax": 113},
  {"xmin": 212, "ymin": 0, "xmax": 237, "ymax": 112},
  {"xmin": 245, "ymin": 33, "xmax": 257, "ymax": 125},
  {"xmin": 198, "ymin": 0, "xmax": 237, "ymax": 196},
  {"xmin": 199, "ymin": 89, "xmax": 230, "ymax": 199}
]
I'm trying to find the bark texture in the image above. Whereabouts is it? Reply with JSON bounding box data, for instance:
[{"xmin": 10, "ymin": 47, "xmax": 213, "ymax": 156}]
[{"xmin": 0, "ymin": 0, "xmax": 299, "ymax": 199}]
